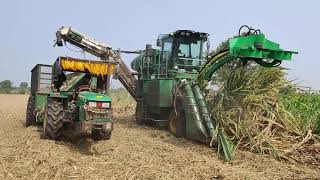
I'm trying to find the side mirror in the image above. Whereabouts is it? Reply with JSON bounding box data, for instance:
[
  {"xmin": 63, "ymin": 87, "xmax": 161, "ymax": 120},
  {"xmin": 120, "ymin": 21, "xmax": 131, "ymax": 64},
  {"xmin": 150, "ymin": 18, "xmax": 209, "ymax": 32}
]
[
  {"xmin": 206, "ymin": 40, "xmax": 210, "ymax": 55},
  {"xmin": 156, "ymin": 39, "xmax": 162, "ymax": 47}
]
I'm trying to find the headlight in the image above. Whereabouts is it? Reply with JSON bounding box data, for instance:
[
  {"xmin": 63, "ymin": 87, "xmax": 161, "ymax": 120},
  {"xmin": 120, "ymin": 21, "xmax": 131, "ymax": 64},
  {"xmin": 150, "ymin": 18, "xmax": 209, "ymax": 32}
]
[
  {"xmin": 102, "ymin": 102, "xmax": 110, "ymax": 108},
  {"xmin": 87, "ymin": 101, "xmax": 111, "ymax": 108},
  {"xmin": 88, "ymin": 101, "xmax": 97, "ymax": 107}
]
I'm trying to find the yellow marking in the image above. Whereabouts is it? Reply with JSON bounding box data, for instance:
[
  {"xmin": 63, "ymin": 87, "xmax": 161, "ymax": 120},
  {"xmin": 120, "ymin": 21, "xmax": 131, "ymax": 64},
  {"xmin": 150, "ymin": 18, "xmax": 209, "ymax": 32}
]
[{"xmin": 60, "ymin": 57, "xmax": 116, "ymax": 76}]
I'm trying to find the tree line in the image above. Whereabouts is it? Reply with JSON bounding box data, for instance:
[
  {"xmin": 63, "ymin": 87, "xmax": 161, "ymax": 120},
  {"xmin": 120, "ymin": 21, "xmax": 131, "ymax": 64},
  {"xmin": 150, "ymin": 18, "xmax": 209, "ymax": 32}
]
[{"xmin": 0, "ymin": 80, "xmax": 29, "ymax": 94}]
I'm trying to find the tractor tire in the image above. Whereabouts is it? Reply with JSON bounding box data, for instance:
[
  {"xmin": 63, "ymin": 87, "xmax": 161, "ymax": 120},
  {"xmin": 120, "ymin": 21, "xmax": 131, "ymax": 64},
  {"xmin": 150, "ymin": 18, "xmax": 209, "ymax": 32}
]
[
  {"xmin": 43, "ymin": 99, "xmax": 64, "ymax": 140},
  {"xmin": 26, "ymin": 95, "xmax": 36, "ymax": 127},
  {"xmin": 92, "ymin": 130, "xmax": 111, "ymax": 141}
]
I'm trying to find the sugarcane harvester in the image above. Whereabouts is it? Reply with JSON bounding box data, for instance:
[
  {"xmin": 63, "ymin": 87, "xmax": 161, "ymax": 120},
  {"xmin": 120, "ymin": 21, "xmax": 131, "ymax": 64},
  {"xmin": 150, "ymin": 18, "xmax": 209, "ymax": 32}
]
[
  {"xmin": 26, "ymin": 57, "xmax": 117, "ymax": 141},
  {"xmin": 55, "ymin": 26, "xmax": 297, "ymax": 160}
]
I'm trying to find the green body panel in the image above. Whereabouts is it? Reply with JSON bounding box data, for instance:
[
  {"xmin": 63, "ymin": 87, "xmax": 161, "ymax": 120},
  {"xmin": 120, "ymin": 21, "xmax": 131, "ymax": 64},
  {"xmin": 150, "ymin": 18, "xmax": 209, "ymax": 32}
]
[
  {"xmin": 34, "ymin": 92, "xmax": 50, "ymax": 122},
  {"xmin": 35, "ymin": 93, "xmax": 49, "ymax": 110},
  {"xmin": 229, "ymin": 34, "xmax": 298, "ymax": 60},
  {"xmin": 77, "ymin": 91, "xmax": 111, "ymax": 107},
  {"xmin": 143, "ymin": 79, "xmax": 174, "ymax": 115},
  {"xmin": 49, "ymin": 91, "xmax": 69, "ymax": 98}
]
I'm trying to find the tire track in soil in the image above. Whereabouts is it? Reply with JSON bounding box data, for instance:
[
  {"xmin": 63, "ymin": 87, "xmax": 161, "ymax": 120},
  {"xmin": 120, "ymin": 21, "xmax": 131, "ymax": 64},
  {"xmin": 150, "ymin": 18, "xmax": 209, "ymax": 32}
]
[{"xmin": 0, "ymin": 94, "xmax": 319, "ymax": 180}]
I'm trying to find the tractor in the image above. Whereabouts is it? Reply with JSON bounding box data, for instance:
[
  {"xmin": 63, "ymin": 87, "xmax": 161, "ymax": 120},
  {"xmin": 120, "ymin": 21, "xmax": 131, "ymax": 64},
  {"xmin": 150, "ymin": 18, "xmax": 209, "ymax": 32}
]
[
  {"xmin": 54, "ymin": 25, "xmax": 297, "ymax": 160},
  {"xmin": 26, "ymin": 57, "xmax": 116, "ymax": 140}
]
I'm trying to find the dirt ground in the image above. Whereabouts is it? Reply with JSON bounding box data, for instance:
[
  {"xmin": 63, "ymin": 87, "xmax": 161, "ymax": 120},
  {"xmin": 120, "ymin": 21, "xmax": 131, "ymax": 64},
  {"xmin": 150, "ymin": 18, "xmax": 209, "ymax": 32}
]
[{"xmin": 0, "ymin": 94, "xmax": 319, "ymax": 180}]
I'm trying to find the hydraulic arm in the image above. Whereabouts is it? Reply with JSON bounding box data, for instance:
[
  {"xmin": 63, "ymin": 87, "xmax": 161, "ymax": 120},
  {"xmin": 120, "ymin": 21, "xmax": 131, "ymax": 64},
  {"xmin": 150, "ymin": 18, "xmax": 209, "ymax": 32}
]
[{"xmin": 55, "ymin": 26, "xmax": 138, "ymax": 99}]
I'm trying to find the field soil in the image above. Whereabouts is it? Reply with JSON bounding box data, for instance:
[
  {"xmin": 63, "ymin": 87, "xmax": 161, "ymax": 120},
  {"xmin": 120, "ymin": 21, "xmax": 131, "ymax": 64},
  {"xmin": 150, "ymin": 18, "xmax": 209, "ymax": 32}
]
[{"xmin": 0, "ymin": 94, "xmax": 319, "ymax": 179}]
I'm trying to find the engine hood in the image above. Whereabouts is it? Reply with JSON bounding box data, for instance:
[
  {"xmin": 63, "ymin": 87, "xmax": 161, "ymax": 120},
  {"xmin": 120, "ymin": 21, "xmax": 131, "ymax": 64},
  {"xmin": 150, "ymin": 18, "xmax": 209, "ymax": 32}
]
[{"xmin": 78, "ymin": 91, "xmax": 112, "ymax": 103}]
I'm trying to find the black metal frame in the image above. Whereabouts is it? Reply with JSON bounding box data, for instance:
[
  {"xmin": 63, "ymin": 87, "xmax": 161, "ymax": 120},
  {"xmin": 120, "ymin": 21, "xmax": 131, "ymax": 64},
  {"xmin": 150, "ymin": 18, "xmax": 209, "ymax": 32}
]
[{"xmin": 30, "ymin": 64, "xmax": 52, "ymax": 95}]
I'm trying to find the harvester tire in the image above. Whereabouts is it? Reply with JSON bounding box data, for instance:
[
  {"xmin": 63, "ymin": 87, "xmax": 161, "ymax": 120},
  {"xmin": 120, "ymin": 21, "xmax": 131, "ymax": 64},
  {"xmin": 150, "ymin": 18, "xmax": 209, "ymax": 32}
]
[
  {"xmin": 92, "ymin": 130, "xmax": 111, "ymax": 141},
  {"xmin": 135, "ymin": 100, "xmax": 144, "ymax": 125},
  {"xmin": 26, "ymin": 95, "xmax": 36, "ymax": 127},
  {"xmin": 169, "ymin": 109, "xmax": 186, "ymax": 138},
  {"xmin": 43, "ymin": 99, "xmax": 64, "ymax": 140}
]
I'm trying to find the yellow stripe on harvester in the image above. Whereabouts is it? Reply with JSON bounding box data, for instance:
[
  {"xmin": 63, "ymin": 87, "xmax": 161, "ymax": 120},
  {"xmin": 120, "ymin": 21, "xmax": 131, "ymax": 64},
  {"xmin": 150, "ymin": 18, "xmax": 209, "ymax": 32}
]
[{"xmin": 60, "ymin": 58, "xmax": 116, "ymax": 76}]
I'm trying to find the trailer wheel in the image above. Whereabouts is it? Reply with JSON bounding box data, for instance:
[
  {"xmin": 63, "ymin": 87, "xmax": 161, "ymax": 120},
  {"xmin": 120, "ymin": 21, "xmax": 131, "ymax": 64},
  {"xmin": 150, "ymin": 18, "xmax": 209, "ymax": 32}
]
[
  {"xmin": 43, "ymin": 99, "xmax": 64, "ymax": 140},
  {"xmin": 92, "ymin": 130, "xmax": 111, "ymax": 141},
  {"xmin": 26, "ymin": 95, "xmax": 36, "ymax": 127}
]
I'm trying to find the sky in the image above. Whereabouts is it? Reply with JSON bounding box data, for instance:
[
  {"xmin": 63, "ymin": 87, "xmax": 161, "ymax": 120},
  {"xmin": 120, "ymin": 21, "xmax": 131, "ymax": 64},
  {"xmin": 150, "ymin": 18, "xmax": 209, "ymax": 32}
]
[{"xmin": 0, "ymin": 0, "xmax": 319, "ymax": 89}]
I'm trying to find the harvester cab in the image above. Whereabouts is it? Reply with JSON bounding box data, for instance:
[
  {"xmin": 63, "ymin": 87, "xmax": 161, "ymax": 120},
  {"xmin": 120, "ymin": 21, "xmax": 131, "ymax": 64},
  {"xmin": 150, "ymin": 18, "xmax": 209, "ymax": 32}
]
[
  {"xmin": 156, "ymin": 30, "xmax": 208, "ymax": 72},
  {"xmin": 26, "ymin": 56, "xmax": 117, "ymax": 141}
]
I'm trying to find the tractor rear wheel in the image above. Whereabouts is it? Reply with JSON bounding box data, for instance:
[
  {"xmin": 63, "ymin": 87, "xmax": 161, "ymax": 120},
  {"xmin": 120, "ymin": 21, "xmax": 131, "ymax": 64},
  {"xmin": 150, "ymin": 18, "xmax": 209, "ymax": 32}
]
[
  {"xmin": 26, "ymin": 95, "xmax": 36, "ymax": 127},
  {"xmin": 92, "ymin": 130, "xmax": 111, "ymax": 141},
  {"xmin": 43, "ymin": 99, "xmax": 64, "ymax": 140}
]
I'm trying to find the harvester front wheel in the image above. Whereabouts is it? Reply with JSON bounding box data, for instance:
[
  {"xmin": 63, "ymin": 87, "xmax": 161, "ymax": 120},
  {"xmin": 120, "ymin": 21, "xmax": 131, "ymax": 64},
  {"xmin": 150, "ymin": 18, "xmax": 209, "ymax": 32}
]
[
  {"xmin": 43, "ymin": 99, "xmax": 64, "ymax": 140},
  {"xmin": 92, "ymin": 130, "xmax": 111, "ymax": 141},
  {"xmin": 169, "ymin": 109, "xmax": 186, "ymax": 138},
  {"xmin": 26, "ymin": 95, "xmax": 36, "ymax": 126},
  {"xmin": 135, "ymin": 100, "xmax": 144, "ymax": 125}
]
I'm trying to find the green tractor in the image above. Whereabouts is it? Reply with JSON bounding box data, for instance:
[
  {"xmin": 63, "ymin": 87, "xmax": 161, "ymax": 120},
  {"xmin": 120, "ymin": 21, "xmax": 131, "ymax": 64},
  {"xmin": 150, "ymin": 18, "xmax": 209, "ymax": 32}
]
[{"xmin": 26, "ymin": 57, "xmax": 116, "ymax": 140}]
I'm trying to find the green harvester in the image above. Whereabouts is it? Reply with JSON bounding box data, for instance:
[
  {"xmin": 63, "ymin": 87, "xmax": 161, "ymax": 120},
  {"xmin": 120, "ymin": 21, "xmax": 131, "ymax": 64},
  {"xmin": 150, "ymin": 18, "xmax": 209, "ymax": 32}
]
[{"xmin": 130, "ymin": 27, "xmax": 297, "ymax": 160}]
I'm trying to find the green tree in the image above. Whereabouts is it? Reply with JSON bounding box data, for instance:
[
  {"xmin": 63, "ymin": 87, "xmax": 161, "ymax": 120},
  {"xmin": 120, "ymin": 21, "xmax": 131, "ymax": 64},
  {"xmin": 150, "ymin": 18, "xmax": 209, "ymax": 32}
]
[
  {"xmin": 0, "ymin": 80, "xmax": 13, "ymax": 94},
  {"xmin": 20, "ymin": 82, "xmax": 28, "ymax": 89},
  {"xmin": 18, "ymin": 82, "xmax": 28, "ymax": 94}
]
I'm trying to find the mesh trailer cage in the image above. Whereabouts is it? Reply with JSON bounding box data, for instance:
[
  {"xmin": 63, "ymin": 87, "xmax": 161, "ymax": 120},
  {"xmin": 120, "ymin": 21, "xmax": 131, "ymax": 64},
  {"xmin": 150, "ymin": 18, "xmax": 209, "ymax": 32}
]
[{"xmin": 30, "ymin": 64, "xmax": 52, "ymax": 95}]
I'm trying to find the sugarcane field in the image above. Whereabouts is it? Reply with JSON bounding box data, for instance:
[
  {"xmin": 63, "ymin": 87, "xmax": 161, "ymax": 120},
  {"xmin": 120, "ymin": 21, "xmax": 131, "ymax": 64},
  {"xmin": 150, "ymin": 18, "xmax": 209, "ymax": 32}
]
[{"xmin": 1, "ymin": 1, "xmax": 320, "ymax": 180}]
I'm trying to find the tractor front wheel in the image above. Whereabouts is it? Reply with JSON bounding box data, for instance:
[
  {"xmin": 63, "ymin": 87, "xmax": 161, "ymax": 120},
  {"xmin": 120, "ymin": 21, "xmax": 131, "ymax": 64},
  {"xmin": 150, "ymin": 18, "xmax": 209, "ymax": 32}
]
[
  {"xmin": 43, "ymin": 99, "xmax": 64, "ymax": 140},
  {"xmin": 92, "ymin": 130, "xmax": 111, "ymax": 141},
  {"xmin": 26, "ymin": 95, "xmax": 36, "ymax": 127}
]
